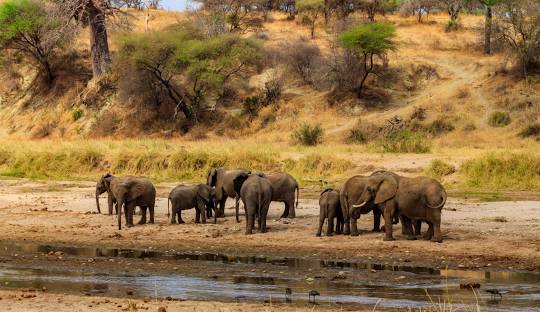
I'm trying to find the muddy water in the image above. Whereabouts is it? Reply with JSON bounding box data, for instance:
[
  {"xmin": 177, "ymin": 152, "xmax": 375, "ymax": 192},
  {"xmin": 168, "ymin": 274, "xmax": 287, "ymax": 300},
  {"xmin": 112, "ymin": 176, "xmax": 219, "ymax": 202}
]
[{"xmin": 0, "ymin": 241, "xmax": 539, "ymax": 311}]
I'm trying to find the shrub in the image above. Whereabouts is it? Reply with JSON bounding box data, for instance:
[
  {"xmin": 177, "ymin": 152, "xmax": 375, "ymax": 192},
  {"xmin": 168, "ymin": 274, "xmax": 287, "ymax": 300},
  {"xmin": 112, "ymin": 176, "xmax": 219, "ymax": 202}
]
[
  {"xmin": 461, "ymin": 152, "xmax": 540, "ymax": 190},
  {"xmin": 519, "ymin": 122, "xmax": 540, "ymax": 139},
  {"xmin": 377, "ymin": 130, "xmax": 431, "ymax": 153},
  {"xmin": 346, "ymin": 120, "xmax": 380, "ymax": 144},
  {"xmin": 282, "ymin": 39, "xmax": 322, "ymax": 85},
  {"xmin": 445, "ymin": 19, "xmax": 460, "ymax": 32},
  {"xmin": 296, "ymin": 0, "xmax": 324, "ymax": 38},
  {"xmin": 262, "ymin": 73, "xmax": 282, "ymax": 106},
  {"xmin": 488, "ymin": 111, "xmax": 511, "ymax": 127},
  {"xmin": 242, "ymin": 96, "xmax": 261, "ymax": 118},
  {"xmin": 72, "ymin": 109, "xmax": 84, "ymax": 121},
  {"xmin": 428, "ymin": 118, "xmax": 455, "ymax": 135},
  {"xmin": 292, "ymin": 123, "xmax": 324, "ymax": 146},
  {"xmin": 424, "ymin": 159, "xmax": 456, "ymax": 179}
]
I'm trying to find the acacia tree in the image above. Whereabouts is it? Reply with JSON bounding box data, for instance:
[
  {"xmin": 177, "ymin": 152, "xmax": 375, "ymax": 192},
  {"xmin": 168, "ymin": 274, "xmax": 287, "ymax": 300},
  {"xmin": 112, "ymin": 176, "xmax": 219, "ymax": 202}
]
[
  {"xmin": 479, "ymin": 0, "xmax": 499, "ymax": 54},
  {"xmin": 338, "ymin": 22, "xmax": 396, "ymax": 96},
  {"xmin": 440, "ymin": 0, "xmax": 463, "ymax": 29},
  {"xmin": 297, "ymin": 0, "xmax": 324, "ymax": 39},
  {"xmin": 0, "ymin": 0, "xmax": 74, "ymax": 85},
  {"xmin": 57, "ymin": 0, "xmax": 113, "ymax": 78}
]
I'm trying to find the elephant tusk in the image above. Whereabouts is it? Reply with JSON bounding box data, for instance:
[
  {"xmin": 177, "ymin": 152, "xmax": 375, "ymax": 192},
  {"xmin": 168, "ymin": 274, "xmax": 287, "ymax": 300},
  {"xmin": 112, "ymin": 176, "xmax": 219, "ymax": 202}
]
[{"xmin": 352, "ymin": 201, "xmax": 367, "ymax": 209}]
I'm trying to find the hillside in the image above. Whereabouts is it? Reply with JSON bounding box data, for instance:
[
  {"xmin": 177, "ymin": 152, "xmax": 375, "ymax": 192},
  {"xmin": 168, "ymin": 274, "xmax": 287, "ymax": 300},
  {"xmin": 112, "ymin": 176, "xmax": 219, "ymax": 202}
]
[{"xmin": 0, "ymin": 8, "xmax": 539, "ymax": 150}]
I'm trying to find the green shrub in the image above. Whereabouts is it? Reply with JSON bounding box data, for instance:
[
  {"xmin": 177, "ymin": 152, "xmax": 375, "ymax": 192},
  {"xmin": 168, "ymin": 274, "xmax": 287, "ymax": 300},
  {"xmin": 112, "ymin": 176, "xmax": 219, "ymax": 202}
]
[
  {"xmin": 242, "ymin": 96, "xmax": 261, "ymax": 118},
  {"xmin": 292, "ymin": 123, "xmax": 324, "ymax": 146},
  {"xmin": 377, "ymin": 130, "xmax": 431, "ymax": 153},
  {"xmin": 461, "ymin": 152, "xmax": 540, "ymax": 190},
  {"xmin": 424, "ymin": 159, "xmax": 456, "ymax": 179},
  {"xmin": 445, "ymin": 20, "xmax": 460, "ymax": 32},
  {"xmin": 428, "ymin": 118, "xmax": 455, "ymax": 135},
  {"xmin": 346, "ymin": 127, "xmax": 367, "ymax": 144},
  {"xmin": 519, "ymin": 122, "xmax": 540, "ymax": 138},
  {"xmin": 488, "ymin": 111, "xmax": 511, "ymax": 127},
  {"xmin": 72, "ymin": 109, "xmax": 83, "ymax": 121}
]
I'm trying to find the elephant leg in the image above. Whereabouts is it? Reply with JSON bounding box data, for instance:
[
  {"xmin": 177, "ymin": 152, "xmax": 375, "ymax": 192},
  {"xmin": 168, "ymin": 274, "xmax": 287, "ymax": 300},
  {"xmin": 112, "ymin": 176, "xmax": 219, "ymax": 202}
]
[
  {"xmin": 260, "ymin": 208, "xmax": 268, "ymax": 233},
  {"xmin": 326, "ymin": 210, "xmax": 335, "ymax": 236},
  {"xmin": 138, "ymin": 206, "xmax": 147, "ymax": 225},
  {"xmin": 343, "ymin": 217, "xmax": 350, "ymax": 235},
  {"xmin": 170, "ymin": 208, "xmax": 177, "ymax": 224},
  {"xmin": 195, "ymin": 208, "xmax": 201, "ymax": 224},
  {"xmin": 400, "ymin": 216, "xmax": 416, "ymax": 240},
  {"xmin": 423, "ymin": 222, "xmax": 434, "ymax": 240},
  {"xmin": 382, "ymin": 202, "xmax": 396, "ymax": 241},
  {"xmin": 177, "ymin": 210, "xmax": 185, "ymax": 224},
  {"xmin": 246, "ymin": 212, "xmax": 255, "ymax": 235},
  {"xmin": 372, "ymin": 208, "xmax": 381, "ymax": 232},
  {"xmin": 235, "ymin": 196, "xmax": 240, "ymax": 223},
  {"xmin": 336, "ymin": 216, "xmax": 343, "ymax": 235},
  {"xmin": 414, "ymin": 220, "xmax": 422, "ymax": 236},
  {"xmin": 280, "ymin": 202, "xmax": 289, "ymax": 219},
  {"xmin": 431, "ymin": 217, "xmax": 443, "ymax": 243},
  {"xmin": 218, "ymin": 197, "xmax": 226, "ymax": 218},
  {"xmin": 316, "ymin": 216, "xmax": 324, "ymax": 237},
  {"xmin": 288, "ymin": 197, "xmax": 296, "ymax": 218},
  {"xmin": 108, "ymin": 195, "xmax": 114, "ymax": 215},
  {"xmin": 149, "ymin": 204, "xmax": 155, "ymax": 224},
  {"xmin": 350, "ymin": 216, "xmax": 360, "ymax": 236},
  {"xmin": 125, "ymin": 202, "xmax": 135, "ymax": 228}
]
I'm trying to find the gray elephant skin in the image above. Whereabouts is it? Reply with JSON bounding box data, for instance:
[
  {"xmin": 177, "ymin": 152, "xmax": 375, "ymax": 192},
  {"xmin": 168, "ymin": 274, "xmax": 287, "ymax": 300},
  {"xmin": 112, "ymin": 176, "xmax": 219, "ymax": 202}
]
[
  {"xmin": 353, "ymin": 171, "xmax": 447, "ymax": 242},
  {"xmin": 96, "ymin": 174, "xmax": 156, "ymax": 230},
  {"xmin": 207, "ymin": 168, "xmax": 250, "ymax": 221},
  {"xmin": 260, "ymin": 172, "xmax": 299, "ymax": 218},
  {"xmin": 340, "ymin": 175, "xmax": 383, "ymax": 236},
  {"xmin": 233, "ymin": 173, "xmax": 273, "ymax": 235},
  {"xmin": 168, "ymin": 184, "xmax": 216, "ymax": 224},
  {"xmin": 317, "ymin": 188, "xmax": 343, "ymax": 237}
]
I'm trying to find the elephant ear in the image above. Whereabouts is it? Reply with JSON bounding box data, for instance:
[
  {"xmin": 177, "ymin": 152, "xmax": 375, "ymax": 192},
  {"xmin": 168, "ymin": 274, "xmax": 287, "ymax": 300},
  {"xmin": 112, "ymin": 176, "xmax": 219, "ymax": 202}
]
[
  {"xmin": 207, "ymin": 169, "xmax": 217, "ymax": 187},
  {"xmin": 197, "ymin": 185, "xmax": 211, "ymax": 203},
  {"xmin": 233, "ymin": 173, "xmax": 249, "ymax": 196},
  {"xmin": 374, "ymin": 176, "xmax": 397, "ymax": 204},
  {"xmin": 103, "ymin": 173, "xmax": 113, "ymax": 183}
]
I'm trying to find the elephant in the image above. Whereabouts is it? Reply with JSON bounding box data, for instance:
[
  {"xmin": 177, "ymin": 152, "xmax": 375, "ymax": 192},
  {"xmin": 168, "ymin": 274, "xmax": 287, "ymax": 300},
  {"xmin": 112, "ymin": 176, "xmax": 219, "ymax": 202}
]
[
  {"xmin": 340, "ymin": 175, "xmax": 383, "ymax": 236},
  {"xmin": 317, "ymin": 188, "xmax": 343, "ymax": 237},
  {"xmin": 96, "ymin": 174, "xmax": 156, "ymax": 230},
  {"xmin": 238, "ymin": 172, "xmax": 299, "ymax": 220},
  {"xmin": 96, "ymin": 176, "xmax": 117, "ymax": 215},
  {"xmin": 167, "ymin": 184, "xmax": 216, "ymax": 224},
  {"xmin": 352, "ymin": 171, "xmax": 447, "ymax": 242},
  {"xmin": 207, "ymin": 168, "xmax": 251, "ymax": 221},
  {"xmin": 233, "ymin": 172, "xmax": 273, "ymax": 235}
]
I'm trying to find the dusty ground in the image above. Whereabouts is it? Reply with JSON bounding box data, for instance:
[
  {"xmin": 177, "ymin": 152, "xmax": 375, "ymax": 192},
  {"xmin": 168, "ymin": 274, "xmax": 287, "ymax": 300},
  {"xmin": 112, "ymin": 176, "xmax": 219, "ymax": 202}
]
[
  {"xmin": 0, "ymin": 289, "xmax": 346, "ymax": 312},
  {"xmin": 0, "ymin": 179, "xmax": 538, "ymax": 272}
]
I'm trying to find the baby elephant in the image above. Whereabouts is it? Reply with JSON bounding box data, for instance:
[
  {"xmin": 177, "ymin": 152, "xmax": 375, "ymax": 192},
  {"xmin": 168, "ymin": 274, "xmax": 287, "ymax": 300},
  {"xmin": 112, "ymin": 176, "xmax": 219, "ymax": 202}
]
[
  {"xmin": 317, "ymin": 188, "xmax": 343, "ymax": 237},
  {"xmin": 168, "ymin": 184, "xmax": 215, "ymax": 224}
]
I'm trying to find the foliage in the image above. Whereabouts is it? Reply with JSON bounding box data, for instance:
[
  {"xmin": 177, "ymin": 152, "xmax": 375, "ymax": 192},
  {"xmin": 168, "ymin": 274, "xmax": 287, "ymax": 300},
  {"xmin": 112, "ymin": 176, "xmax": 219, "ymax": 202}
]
[
  {"xmin": 519, "ymin": 122, "xmax": 540, "ymax": 139},
  {"xmin": 424, "ymin": 159, "xmax": 456, "ymax": 179},
  {"xmin": 296, "ymin": 0, "xmax": 324, "ymax": 38},
  {"xmin": 283, "ymin": 38, "xmax": 322, "ymax": 85},
  {"xmin": 338, "ymin": 22, "xmax": 396, "ymax": 96},
  {"xmin": 461, "ymin": 152, "xmax": 540, "ymax": 190},
  {"xmin": 117, "ymin": 30, "xmax": 262, "ymax": 122},
  {"xmin": 72, "ymin": 108, "xmax": 83, "ymax": 121},
  {"xmin": 292, "ymin": 123, "xmax": 324, "ymax": 146},
  {"xmin": 242, "ymin": 96, "xmax": 261, "ymax": 118},
  {"xmin": 488, "ymin": 111, "xmax": 511, "ymax": 127},
  {"xmin": 0, "ymin": 0, "xmax": 73, "ymax": 84},
  {"xmin": 376, "ymin": 129, "xmax": 431, "ymax": 153}
]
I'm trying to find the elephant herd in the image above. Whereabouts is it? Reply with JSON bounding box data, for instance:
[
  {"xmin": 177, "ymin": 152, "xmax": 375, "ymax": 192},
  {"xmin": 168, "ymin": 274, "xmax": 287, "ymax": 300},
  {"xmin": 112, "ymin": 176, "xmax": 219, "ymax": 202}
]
[
  {"xmin": 95, "ymin": 168, "xmax": 447, "ymax": 242},
  {"xmin": 95, "ymin": 169, "xmax": 299, "ymax": 233}
]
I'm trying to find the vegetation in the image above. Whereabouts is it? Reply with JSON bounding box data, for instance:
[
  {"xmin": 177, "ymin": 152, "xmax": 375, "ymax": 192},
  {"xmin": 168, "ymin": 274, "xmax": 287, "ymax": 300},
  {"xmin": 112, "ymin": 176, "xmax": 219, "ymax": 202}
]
[
  {"xmin": 296, "ymin": 0, "xmax": 324, "ymax": 39},
  {"xmin": 461, "ymin": 152, "xmax": 540, "ymax": 190},
  {"xmin": 292, "ymin": 123, "xmax": 324, "ymax": 146},
  {"xmin": 376, "ymin": 129, "xmax": 431, "ymax": 153},
  {"xmin": 488, "ymin": 111, "xmax": 511, "ymax": 127},
  {"xmin": 519, "ymin": 122, "xmax": 540, "ymax": 139},
  {"xmin": 425, "ymin": 159, "xmax": 456, "ymax": 179},
  {"xmin": 338, "ymin": 22, "xmax": 396, "ymax": 97},
  {"xmin": 0, "ymin": 0, "xmax": 73, "ymax": 85}
]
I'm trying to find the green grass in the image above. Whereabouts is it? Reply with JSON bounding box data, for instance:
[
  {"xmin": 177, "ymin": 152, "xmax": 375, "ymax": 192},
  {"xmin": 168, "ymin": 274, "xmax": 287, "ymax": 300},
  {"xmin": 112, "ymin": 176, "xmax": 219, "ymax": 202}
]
[
  {"xmin": 0, "ymin": 139, "xmax": 352, "ymax": 185},
  {"xmin": 448, "ymin": 191, "xmax": 513, "ymax": 202},
  {"xmin": 374, "ymin": 130, "xmax": 431, "ymax": 153},
  {"xmin": 460, "ymin": 152, "xmax": 540, "ymax": 190},
  {"xmin": 424, "ymin": 159, "xmax": 456, "ymax": 179}
]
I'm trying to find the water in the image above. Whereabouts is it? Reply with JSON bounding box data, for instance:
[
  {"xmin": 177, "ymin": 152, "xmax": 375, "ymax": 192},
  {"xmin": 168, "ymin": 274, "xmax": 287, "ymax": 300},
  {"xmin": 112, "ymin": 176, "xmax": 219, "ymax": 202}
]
[{"xmin": 0, "ymin": 241, "xmax": 538, "ymax": 311}]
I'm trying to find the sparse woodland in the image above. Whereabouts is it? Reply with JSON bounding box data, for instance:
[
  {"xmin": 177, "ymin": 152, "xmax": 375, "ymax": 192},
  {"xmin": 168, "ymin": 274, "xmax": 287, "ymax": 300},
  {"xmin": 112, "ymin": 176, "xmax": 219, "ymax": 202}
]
[{"xmin": 0, "ymin": 0, "xmax": 538, "ymax": 147}]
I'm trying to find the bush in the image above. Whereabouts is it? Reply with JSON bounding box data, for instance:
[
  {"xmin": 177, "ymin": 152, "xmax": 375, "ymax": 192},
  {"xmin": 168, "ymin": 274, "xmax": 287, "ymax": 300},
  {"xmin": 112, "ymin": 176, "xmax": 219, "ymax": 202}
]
[
  {"xmin": 461, "ymin": 152, "xmax": 540, "ymax": 190},
  {"xmin": 445, "ymin": 19, "xmax": 460, "ymax": 32},
  {"xmin": 488, "ymin": 111, "xmax": 511, "ymax": 127},
  {"xmin": 72, "ymin": 109, "xmax": 84, "ymax": 121},
  {"xmin": 424, "ymin": 159, "xmax": 456, "ymax": 179},
  {"xmin": 262, "ymin": 73, "xmax": 282, "ymax": 106},
  {"xmin": 428, "ymin": 118, "xmax": 455, "ymax": 135},
  {"xmin": 292, "ymin": 123, "xmax": 324, "ymax": 146},
  {"xmin": 345, "ymin": 120, "xmax": 380, "ymax": 144},
  {"xmin": 242, "ymin": 96, "xmax": 261, "ymax": 118},
  {"xmin": 519, "ymin": 122, "xmax": 540, "ymax": 139},
  {"xmin": 377, "ymin": 130, "xmax": 431, "ymax": 153},
  {"xmin": 282, "ymin": 39, "xmax": 322, "ymax": 85}
]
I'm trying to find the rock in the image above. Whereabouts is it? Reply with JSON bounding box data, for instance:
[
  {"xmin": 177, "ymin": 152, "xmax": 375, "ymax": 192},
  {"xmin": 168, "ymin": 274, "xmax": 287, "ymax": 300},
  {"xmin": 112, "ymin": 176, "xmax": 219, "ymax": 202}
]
[
  {"xmin": 371, "ymin": 269, "xmax": 377, "ymax": 273},
  {"xmin": 306, "ymin": 277, "xmax": 314, "ymax": 282},
  {"xmin": 53, "ymin": 251, "xmax": 64, "ymax": 256},
  {"xmin": 165, "ymin": 296, "xmax": 173, "ymax": 301}
]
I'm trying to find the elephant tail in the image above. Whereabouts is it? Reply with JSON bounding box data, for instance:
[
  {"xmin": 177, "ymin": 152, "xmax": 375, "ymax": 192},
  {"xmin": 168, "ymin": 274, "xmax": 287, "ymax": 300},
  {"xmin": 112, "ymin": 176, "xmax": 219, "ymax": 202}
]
[
  {"xmin": 426, "ymin": 189, "xmax": 447, "ymax": 210},
  {"xmin": 340, "ymin": 190, "xmax": 349, "ymax": 222},
  {"xmin": 167, "ymin": 197, "xmax": 171, "ymax": 217}
]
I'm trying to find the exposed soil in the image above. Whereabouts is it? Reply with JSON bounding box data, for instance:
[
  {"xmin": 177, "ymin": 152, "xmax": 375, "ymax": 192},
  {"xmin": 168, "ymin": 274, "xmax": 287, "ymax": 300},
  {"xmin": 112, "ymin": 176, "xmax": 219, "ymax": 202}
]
[{"xmin": 0, "ymin": 179, "xmax": 538, "ymax": 272}]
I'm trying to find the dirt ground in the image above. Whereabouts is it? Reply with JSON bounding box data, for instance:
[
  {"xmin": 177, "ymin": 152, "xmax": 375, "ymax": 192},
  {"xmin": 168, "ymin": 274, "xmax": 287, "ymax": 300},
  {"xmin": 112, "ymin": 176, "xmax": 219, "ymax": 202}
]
[
  {"xmin": 0, "ymin": 289, "xmax": 347, "ymax": 312},
  {"xmin": 0, "ymin": 179, "xmax": 538, "ymax": 272}
]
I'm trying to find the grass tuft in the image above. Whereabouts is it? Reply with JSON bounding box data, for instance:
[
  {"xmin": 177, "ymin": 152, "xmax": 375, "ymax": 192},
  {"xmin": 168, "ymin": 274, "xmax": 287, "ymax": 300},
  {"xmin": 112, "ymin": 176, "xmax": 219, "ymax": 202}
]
[
  {"xmin": 424, "ymin": 159, "xmax": 456, "ymax": 179},
  {"xmin": 291, "ymin": 123, "xmax": 324, "ymax": 146},
  {"xmin": 375, "ymin": 130, "xmax": 431, "ymax": 153}
]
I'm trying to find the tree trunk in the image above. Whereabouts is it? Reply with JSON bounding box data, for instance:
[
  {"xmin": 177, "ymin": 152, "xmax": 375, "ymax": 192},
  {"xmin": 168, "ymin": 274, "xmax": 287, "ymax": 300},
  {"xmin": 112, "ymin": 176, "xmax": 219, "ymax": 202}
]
[
  {"xmin": 88, "ymin": 3, "xmax": 111, "ymax": 78},
  {"xmin": 483, "ymin": 5, "xmax": 492, "ymax": 54}
]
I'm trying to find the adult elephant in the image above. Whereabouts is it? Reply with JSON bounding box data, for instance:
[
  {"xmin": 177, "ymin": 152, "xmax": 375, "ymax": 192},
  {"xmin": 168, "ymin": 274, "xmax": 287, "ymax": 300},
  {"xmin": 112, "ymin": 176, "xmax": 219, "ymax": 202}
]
[
  {"xmin": 352, "ymin": 171, "xmax": 447, "ymax": 242},
  {"xmin": 168, "ymin": 184, "xmax": 216, "ymax": 224},
  {"xmin": 340, "ymin": 175, "xmax": 382, "ymax": 236},
  {"xmin": 243, "ymin": 172, "xmax": 299, "ymax": 220},
  {"xmin": 96, "ymin": 174, "xmax": 156, "ymax": 230},
  {"xmin": 233, "ymin": 172, "xmax": 273, "ymax": 235},
  {"xmin": 207, "ymin": 168, "xmax": 250, "ymax": 221}
]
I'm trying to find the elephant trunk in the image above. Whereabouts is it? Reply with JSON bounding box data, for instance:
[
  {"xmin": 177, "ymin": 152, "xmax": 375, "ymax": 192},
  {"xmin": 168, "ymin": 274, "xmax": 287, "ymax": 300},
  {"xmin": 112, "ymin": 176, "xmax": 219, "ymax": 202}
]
[
  {"xmin": 118, "ymin": 199, "xmax": 122, "ymax": 230},
  {"xmin": 95, "ymin": 190, "xmax": 101, "ymax": 214}
]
